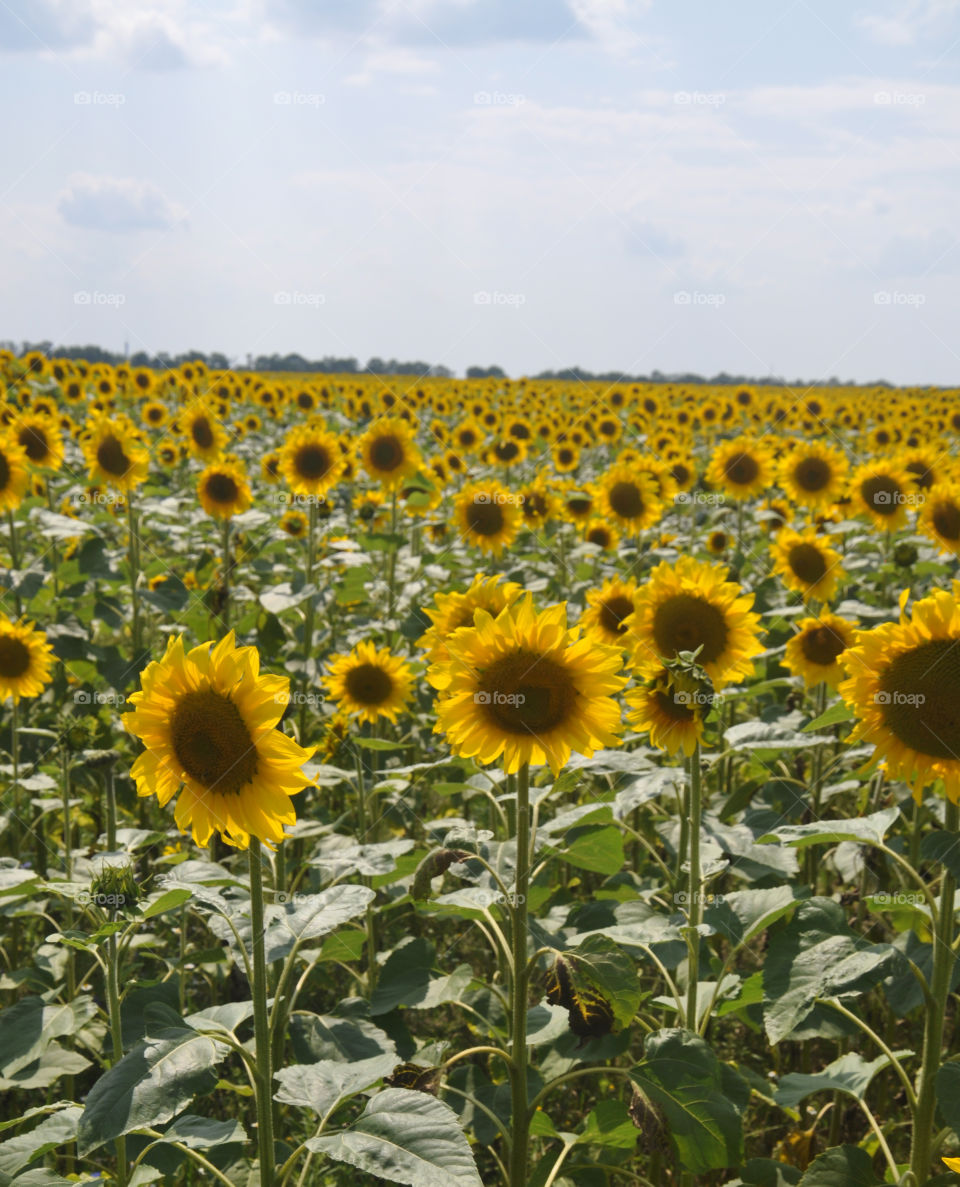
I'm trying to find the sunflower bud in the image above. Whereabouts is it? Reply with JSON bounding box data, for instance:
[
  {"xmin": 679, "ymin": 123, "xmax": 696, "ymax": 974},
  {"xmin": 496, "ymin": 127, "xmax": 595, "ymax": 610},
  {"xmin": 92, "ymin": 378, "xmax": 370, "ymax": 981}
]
[
  {"xmin": 893, "ymin": 541, "xmax": 917, "ymax": 568},
  {"xmin": 90, "ymin": 863, "xmax": 141, "ymax": 916},
  {"xmin": 411, "ymin": 848, "xmax": 471, "ymax": 901}
]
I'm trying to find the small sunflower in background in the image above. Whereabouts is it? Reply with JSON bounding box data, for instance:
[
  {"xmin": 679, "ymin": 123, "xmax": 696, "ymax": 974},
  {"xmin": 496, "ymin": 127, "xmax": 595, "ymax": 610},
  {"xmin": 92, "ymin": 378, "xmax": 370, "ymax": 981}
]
[
  {"xmin": 596, "ymin": 464, "xmax": 663, "ymax": 532},
  {"xmin": 706, "ymin": 528, "xmax": 730, "ymax": 555},
  {"xmin": 123, "ymin": 632, "xmax": 315, "ymax": 849},
  {"xmin": 428, "ymin": 593, "xmax": 626, "ymax": 775},
  {"xmin": 0, "ymin": 435, "xmax": 30, "ymax": 511},
  {"xmin": 706, "ymin": 436, "xmax": 773, "ymax": 501},
  {"xmin": 181, "ymin": 401, "xmax": 227, "ymax": 461},
  {"xmin": 625, "ymin": 668, "xmax": 708, "ymax": 757},
  {"xmin": 324, "ymin": 640, "xmax": 414, "ymax": 725},
  {"xmin": 583, "ymin": 518, "xmax": 618, "ymax": 551},
  {"xmin": 783, "ymin": 612, "xmax": 856, "ymax": 689},
  {"xmin": 141, "ymin": 401, "xmax": 169, "ymax": 430},
  {"xmin": 757, "ymin": 497, "xmax": 793, "ymax": 534},
  {"xmin": 454, "ymin": 481, "xmax": 521, "ymax": 555},
  {"xmin": 279, "ymin": 509, "xmax": 309, "ymax": 538},
  {"xmin": 918, "ymin": 482, "xmax": 960, "ymax": 556},
  {"xmin": 487, "ymin": 437, "xmax": 527, "ymax": 467},
  {"xmin": 840, "ymin": 586, "xmax": 960, "ymax": 802},
  {"xmin": 452, "ymin": 419, "xmax": 483, "ymax": 454},
  {"xmin": 358, "ymin": 416, "xmax": 421, "ymax": 489},
  {"xmin": 280, "ymin": 423, "xmax": 343, "ymax": 500},
  {"xmin": 157, "ymin": 443, "xmax": 181, "ymax": 468},
  {"xmin": 561, "ymin": 486, "xmax": 595, "ymax": 526},
  {"xmin": 579, "ymin": 577, "xmax": 641, "ymax": 647},
  {"xmin": 81, "ymin": 414, "xmax": 150, "ymax": 492},
  {"xmin": 419, "ymin": 573, "xmax": 524, "ymax": 662},
  {"xmin": 0, "ymin": 617, "xmax": 55, "ymax": 703},
  {"xmin": 261, "ymin": 450, "xmax": 282, "ymax": 484},
  {"xmin": 849, "ymin": 460, "xmax": 914, "ymax": 532},
  {"xmin": 778, "ymin": 441, "xmax": 848, "ymax": 508},
  {"xmin": 552, "ymin": 441, "xmax": 580, "ymax": 472},
  {"xmin": 197, "ymin": 457, "xmax": 253, "ymax": 520},
  {"xmin": 630, "ymin": 556, "xmax": 764, "ymax": 689},
  {"xmin": 772, "ymin": 528, "xmax": 845, "ymax": 603},
  {"xmin": 14, "ymin": 414, "xmax": 64, "ymax": 472},
  {"xmin": 517, "ymin": 480, "xmax": 557, "ymax": 530}
]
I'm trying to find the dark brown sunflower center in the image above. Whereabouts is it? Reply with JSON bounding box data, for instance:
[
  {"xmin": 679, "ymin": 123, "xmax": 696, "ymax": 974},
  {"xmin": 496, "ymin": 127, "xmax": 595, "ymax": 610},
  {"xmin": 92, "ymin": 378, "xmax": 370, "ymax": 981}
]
[
  {"xmin": 0, "ymin": 636, "xmax": 30, "ymax": 678},
  {"xmin": 793, "ymin": 456, "xmax": 831, "ymax": 492},
  {"xmin": 294, "ymin": 444, "xmax": 333, "ymax": 480},
  {"xmin": 147, "ymin": 407, "xmax": 163, "ymax": 422},
  {"xmin": 567, "ymin": 496, "xmax": 591, "ymax": 516},
  {"xmin": 170, "ymin": 689, "xmax": 258, "ymax": 794},
  {"xmin": 96, "ymin": 434, "xmax": 131, "ymax": 477},
  {"xmin": 608, "ymin": 481, "xmax": 645, "ymax": 519},
  {"xmin": 860, "ymin": 474, "xmax": 901, "ymax": 515},
  {"xmin": 906, "ymin": 460, "xmax": 933, "ymax": 489},
  {"xmin": 297, "ymin": 392, "xmax": 314, "ymax": 409},
  {"xmin": 494, "ymin": 441, "xmax": 520, "ymax": 462},
  {"xmin": 724, "ymin": 452, "xmax": 759, "ymax": 486},
  {"xmin": 558, "ymin": 449, "xmax": 574, "ymax": 464},
  {"xmin": 655, "ymin": 689, "xmax": 696, "ymax": 722},
  {"xmin": 599, "ymin": 595, "xmax": 635, "ymax": 636},
  {"xmin": 344, "ymin": 662, "xmax": 393, "ymax": 705},
  {"xmin": 932, "ymin": 502, "xmax": 960, "ymax": 541},
  {"xmin": 522, "ymin": 493, "xmax": 548, "ymax": 520},
  {"xmin": 465, "ymin": 499, "xmax": 505, "ymax": 537},
  {"xmin": 787, "ymin": 543, "xmax": 828, "ymax": 586},
  {"xmin": 18, "ymin": 426, "xmax": 49, "ymax": 462},
  {"xmin": 369, "ymin": 436, "xmax": 404, "ymax": 471},
  {"xmin": 800, "ymin": 625, "xmax": 846, "ymax": 666},
  {"xmin": 206, "ymin": 473, "xmax": 239, "ymax": 504},
  {"xmin": 671, "ymin": 463, "xmax": 691, "ymax": 486},
  {"xmin": 652, "ymin": 593, "xmax": 729, "ymax": 664},
  {"xmin": 191, "ymin": 418, "xmax": 215, "ymax": 450},
  {"xmin": 879, "ymin": 639, "xmax": 960, "ymax": 759},
  {"xmin": 478, "ymin": 651, "xmax": 576, "ymax": 735},
  {"xmin": 0, "ymin": 451, "xmax": 10, "ymax": 491},
  {"xmin": 586, "ymin": 526, "xmax": 610, "ymax": 547}
]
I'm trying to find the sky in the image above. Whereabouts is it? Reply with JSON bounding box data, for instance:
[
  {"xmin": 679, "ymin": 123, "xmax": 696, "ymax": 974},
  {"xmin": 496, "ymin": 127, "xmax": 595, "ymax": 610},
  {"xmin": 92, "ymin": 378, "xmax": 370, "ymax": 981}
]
[{"xmin": 1, "ymin": 0, "xmax": 959, "ymax": 384}]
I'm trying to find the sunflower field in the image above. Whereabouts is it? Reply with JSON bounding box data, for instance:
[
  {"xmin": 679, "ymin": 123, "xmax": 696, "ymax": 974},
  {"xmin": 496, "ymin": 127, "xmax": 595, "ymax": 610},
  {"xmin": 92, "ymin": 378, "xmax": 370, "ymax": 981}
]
[{"xmin": 3, "ymin": 350, "xmax": 960, "ymax": 1187}]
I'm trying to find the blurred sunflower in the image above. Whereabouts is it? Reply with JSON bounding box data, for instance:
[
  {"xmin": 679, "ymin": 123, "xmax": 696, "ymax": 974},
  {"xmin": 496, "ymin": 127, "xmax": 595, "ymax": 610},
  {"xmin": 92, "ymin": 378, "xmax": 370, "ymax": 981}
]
[
  {"xmin": 141, "ymin": 401, "xmax": 169, "ymax": 429},
  {"xmin": 181, "ymin": 402, "xmax": 226, "ymax": 461},
  {"xmin": 552, "ymin": 442, "xmax": 580, "ymax": 473},
  {"xmin": 778, "ymin": 441, "xmax": 848, "ymax": 508},
  {"xmin": 0, "ymin": 435, "xmax": 30, "ymax": 511},
  {"xmin": 630, "ymin": 556, "xmax": 764, "ymax": 689},
  {"xmin": 123, "ymin": 632, "xmax": 314, "ymax": 848},
  {"xmin": 784, "ymin": 612, "xmax": 856, "ymax": 689},
  {"xmin": 197, "ymin": 458, "xmax": 253, "ymax": 520},
  {"xmin": 280, "ymin": 509, "xmax": 309, "ymax": 538},
  {"xmin": 579, "ymin": 577, "xmax": 641, "ymax": 646},
  {"xmin": 0, "ymin": 617, "xmax": 55, "ymax": 703},
  {"xmin": 419, "ymin": 572, "xmax": 524, "ymax": 662},
  {"xmin": 454, "ymin": 482, "xmax": 521, "ymax": 555},
  {"xmin": 918, "ymin": 482, "xmax": 960, "ymax": 556},
  {"xmin": 772, "ymin": 528, "xmax": 845, "ymax": 603},
  {"xmin": 625, "ymin": 669, "xmax": 707, "ymax": 757},
  {"xmin": 583, "ymin": 518, "xmax": 619, "ymax": 551},
  {"xmin": 261, "ymin": 451, "xmax": 282, "ymax": 484},
  {"xmin": 280, "ymin": 424, "xmax": 343, "ymax": 499},
  {"xmin": 706, "ymin": 437, "xmax": 773, "ymax": 500},
  {"xmin": 14, "ymin": 415, "xmax": 63, "ymax": 471},
  {"xmin": 428, "ymin": 593, "xmax": 626, "ymax": 774},
  {"xmin": 706, "ymin": 529, "xmax": 730, "ymax": 555},
  {"xmin": 840, "ymin": 586, "xmax": 960, "ymax": 802},
  {"xmin": 81, "ymin": 415, "xmax": 150, "ymax": 492},
  {"xmin": 597, "ymin": 464, "xmax": 663, "ymax": 532},
  {"xmin": 359, "ymin": 417, "xmax": 421, "ymax": 488},
  {"xmin": 324, "ymin": 640, "xmax": 414, "ymax": 725},
  {"xmin": 849, "ymin": 461, "xmax": 913, "ymax": 532}
]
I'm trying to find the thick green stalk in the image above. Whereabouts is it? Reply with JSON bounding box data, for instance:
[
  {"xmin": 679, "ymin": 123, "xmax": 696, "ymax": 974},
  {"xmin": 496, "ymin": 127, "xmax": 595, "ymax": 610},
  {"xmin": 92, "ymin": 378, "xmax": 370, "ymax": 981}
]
[
  {"xmin": 10, "ymin": 698, "xmax": 20, "ymax": 851},
  {"xmin": 509, "ymin": 762, "xmax": 531, "ymax": 1187},
  {"xmin": 104, "ymin": 766, "xmax": 118, "ymax": 852},
  {"xmin": 909, "ymin": 796, "xmax": 958, "ymax": 1182},
  {"xmin": 106, "ymin": 930, "xmax": 128, "ymax": 1186},
  {"xmin": 126, "ymin": 498, "xmax": 141, "ymax": 658},
  {"xmin": 248, "ymin": 841, "xmax": 276, "ymax": 1187},
  {"xmin": 685, "ymin": 741, "xmax": 703, "ymax": 1032},
  {"xmin": 298, "ymin": 498, "xmax": 319, "ymax": 743},
  {"xmin": 7, "ymin": 510, "xmax": 22, "ymax": 618},
  {"xmin": 221, "ymin": 517, "xmax": 232, "ymax": 630}
]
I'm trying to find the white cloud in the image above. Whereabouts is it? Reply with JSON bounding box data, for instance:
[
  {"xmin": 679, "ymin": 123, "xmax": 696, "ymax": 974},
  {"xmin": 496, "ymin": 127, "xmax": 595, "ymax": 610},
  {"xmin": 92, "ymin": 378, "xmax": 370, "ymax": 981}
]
[
  {"xmin": 58, "ymin": 175, "xmax": 188, "ymax": 231},
  {"xmin": 856, "ymin": 0, "xmax": 960, "ymax": 45}
]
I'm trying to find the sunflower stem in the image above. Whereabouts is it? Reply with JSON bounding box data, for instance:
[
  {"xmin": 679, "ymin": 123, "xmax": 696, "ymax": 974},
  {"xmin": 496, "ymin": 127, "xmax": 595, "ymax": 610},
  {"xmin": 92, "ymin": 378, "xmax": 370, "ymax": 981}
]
[
  {"xmin": 7, "ymin": 510, "xmax": 22, "ymax": 618},
  {"xmin": 685, "ymin": 740, "xmax": 703, "ymax": 1032},
  {"xmin": 804, "ymin": 681, "xmax": 828, "ymax": 892},
  {"xmin": 509, "ymin": 761, "xmax": 531, "ymax": 1187},
  {"xmin": 10, "ymin": 698, "xmax": 20, "ymax": 854},
  {"xmin": 248, "ymin": 840, "xmax": 276, "ymax": 1187},
  {"xmin": 126, "ymin": 497, "xmax": 141, "ymax": 659},
  {"xmin": 352, "ymin": 743, "xmax": 378, "ymax": 993},
  {"xmin": 909, "ymin": 795, "xmax": 957, "ymax": 1183},
  {"xmin": 387, "ymin": 489, "xmax": 399, "ymax": 632},
  {"xmin": 104, "ymin": 764, "xmax": 117, "ymax": 852},
  {"xmin": 106, "ymin": 928, "xmax": 128, "ymax": 1187},
  {"xmin": 298, "ymin": 498, "xmax": 319, "ymax": 744},
  {"xmin": 221, "ymin": 517, "xmax": 231, "ymax": 630}
]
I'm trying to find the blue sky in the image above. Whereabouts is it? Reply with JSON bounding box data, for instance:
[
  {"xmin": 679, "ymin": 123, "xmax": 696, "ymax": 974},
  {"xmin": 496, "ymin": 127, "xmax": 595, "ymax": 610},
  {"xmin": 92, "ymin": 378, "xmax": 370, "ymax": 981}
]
[{"xmin": 1, "ymin": 0, "xmax": 958, "ymax": 382}]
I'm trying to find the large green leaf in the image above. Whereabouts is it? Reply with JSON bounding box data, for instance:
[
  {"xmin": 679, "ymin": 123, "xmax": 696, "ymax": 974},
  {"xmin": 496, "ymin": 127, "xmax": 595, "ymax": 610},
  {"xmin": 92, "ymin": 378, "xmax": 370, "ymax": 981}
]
[
  {"xmin": 758, "ymin": 808, "xmax": 900, "ymax": 850},
  {"xmin": 775, "ymin": 1050, "xmax": 913, "ymax": 1109},
  {"xmin": 796, "ymin": 1145, "xmax": 883, "ymax": 1185},
  {"xmin": 629, "ymin": 1029, "xmax": 747, "ymax": 1173},
  {"xmin": 935, "ymin": 1062, "xmax": 960, "ymax": 1134},
  {"xmin": 0, "ymin": 1108, "xmax": 81, "ymax": 1185},
  {"xmin": 160, "ymin": 1115, "xmax": 246, "ymax": 1149},
  {"xmin": 77, "ymin": 1025, "xmax": 229, "ymax": 1155},
  {"xmin": 704, "ymin": 886, "xmax": 800, "ymax": 949},
  {"xmin": 0, "ymin": 996, "xmax": 97, "ymax": 1077},
  {"xmin": 546, "ymin": 824, "xmax": 625, "ymax": 875},
  {"xmin": 274, "ymin": 1054, "xmax": 397, "ymax": 1114},
  {"xmin": 370, "ymin": 939, "xmax": 474, "ymax": 1015},
  {"xmin": 289, "ymin": 1014, "xmax": 396, "ymax": 1065},
  {"xmin": 307, "ymin": 1088, "xmax": 482, "ymax": 1187}
]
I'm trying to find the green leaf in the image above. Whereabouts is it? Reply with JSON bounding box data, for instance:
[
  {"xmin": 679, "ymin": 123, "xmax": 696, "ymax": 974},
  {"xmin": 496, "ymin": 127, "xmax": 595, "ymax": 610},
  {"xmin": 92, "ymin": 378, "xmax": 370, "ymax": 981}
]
[
  {"xmin": 274, "ymin": 1054, "xmax": 396, "ymax": 1114},
  {"xmin": 160, "ymin": 1115, "xmax": 246, "ymax": 1149},
  {"xmin": 0, "ymin": 996, "xmax": 97, "ymax": 1077},
  {"xmin": 796, "ymin": 1145, "xmax": 883, "ymax": 1185},
  {"xmin": 704, "ymin": 886, "xmax": 800, "ymax": 949},
  {"xmin": 290, "ymin": 1014, "xmax": 396, "ymax": 1065},
  {"xmin": 142, "ymin": 887, "xmax": 192, "ymax": 920},
  {"xmin": 370, "ymin": 940, "xmax": 474, "ymax": 1015},
  {"xmin": 307, "ymin": 1088, "xmax": 482, "ymax": 1187},
  {"xmin": 77, "ymin": 1025, "xmax": 229, "ymax": 1155},
  {"xmin": 802, "ymin": 702, "xmax": 853, "ymax": 732},
  {"xmin": 629, "ymin": 1029, "xmax": 747, "ymax": 1174},
  {"xmin": 0, "ymin": 1108, "xmax": 82, "ymax": 1182},
  {"xmin": 0, "ymin": 1044, "xmax": 91, "ymax": 1091},
  {"xmin": 734, "ymin": 1157, "xmax": 802, "ymax": 1185},
  {"xmin": 725, "ymin": 722, "xmax": 833, "ymax": 752},
  {"xmin": 921, "ymin": 831, "xmax": 960, "ymax": 882},
  {"xmin": 775, "ymin": 1050, "xmax": 913, "ymax": 1109},
  {"xmin": 757, "ymin": 807, "xmax": 900, "ymax": 850},
  {"xmin": 935, "ymin": 1062, "xmax": 960, "ymax": 1134},
  {"xmin": 576, "ymin": 1100, "xmax": 638, "ymax": 1149},
  {"xmin": 548, "ymin": 824, "xmax": 625, "ymax": 875},
  {"xmin": 565, "ymin": 934, "xmax": 641, "ymax": 1032},
  {"xmin": 354, "ymin": 737, "xmax": 403, "ymax": 751}
]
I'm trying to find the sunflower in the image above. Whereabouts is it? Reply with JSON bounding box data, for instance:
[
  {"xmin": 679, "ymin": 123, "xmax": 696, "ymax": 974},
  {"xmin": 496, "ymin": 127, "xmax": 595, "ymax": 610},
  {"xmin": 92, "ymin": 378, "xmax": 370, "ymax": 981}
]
[
  {"xmin": 182, "ymin": 402, "xmax": 227, "ymax": 461},
  {"xmin": 418, "ymin": 573, "xmax": 524, "ymax": 662},
  {"xmin": 583, "ymin": 518, "xmax": 619, "ymax": 551},
  {"xmin": 629, "ymin": 556, "xmax": 764, "ymax": 689},
  {"xmin": 0, "ymin": 435, "xmax": 30, "ymax": 512},
  {"xmin": 552, "ymin": 442, "xmax": 580, "ymax": 473},
  {"xmin": 518, "ymin": 481, "xmax": 557, "ymax": 529},
  {"xmin": 758, "ymin": 497, "xmax": 793, "ymax": 534},
  {"xmin": 157, "ymin": 444, "xmax": 181, "ymax": 468},
  {"xmin": 280, "ymin": 509, "xmax": 309, "ymax": 538},
  {"xmin": 839, "ymin": 586, "xmax": 960, "ymax": 802},
  {"xmin": 625, "ymin": 669, "xmax": 706, "ymax": 757},
  {"xmin": 705, "ymin": 437, "xmax": 774, "ymax": 500},
  {"xmin": 81, "ymin": 415, "xmax": 150, "ymax": 492},
  {"xmin": 428, "ymin": 593, "xmax": 626, "ymax": 775},
  {"xmin": 579, "ymin": 577, "xmax": 641, "ymax": 646},
  {"xmin": 141, "ymin": 401, "xmax": 169, "ymax": 429},
  {"xmin": 358, "ymin": 417, "xmax": 421, "ymax": 489},
  {"xmin": 778, "ymin": 441, "xmax": 848, "ymax": 508},
  {"xmin": 596, "ymin": 464, "xmax": 663, "ymax": 532},
  {"xmin": 706, "ymin": 529, "xmax": 729, "ymax": 555},
  {"xmin": 261, "ymin": 451, "xmax": 282, "ymax": 484},
  {"xmin": 198, "ymin": 459, "xmax": 253, "ymax": 519},
  {"xmin": 280, "ymin": 424, "xmax": 343, "ymax": 499},
  {"xmin": 123, "ymin": 633, "xmax": 314, "ymax": 848},
  {"xmin": 0, "ymin": 617, "xmax": 55, "ymax": 703},
  {"xmin": 783, "ymin": 612, "xmax": 856, "ymax": 690},
  {"xmin": 453, "ymin": 482, "xmax": 522, "ymax": 555},
  {"xmin": 918, "ymin": 482, "xmax": 960, "ymax": 556},
  {"xmin": 324, "ymin": 640, "xmax": 414, "ymax": 725},
  {"xmin": 14, "ymin": 415, "xmax": 64, "ymax": 471},
  {"xmin": 849, "ymin": 461, "xmax": 914, "ymax": 532},
  {"xmin": 771, "ymin": 529, "xmax": 845, "ymax": 603}
]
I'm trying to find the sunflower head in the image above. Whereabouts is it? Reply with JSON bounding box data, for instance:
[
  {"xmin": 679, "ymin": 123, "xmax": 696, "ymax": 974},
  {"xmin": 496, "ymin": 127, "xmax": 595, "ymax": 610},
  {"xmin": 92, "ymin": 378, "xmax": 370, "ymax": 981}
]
[
  {"xmin": 580, "ymin": 577, "xmax": 641, "ymax": 646},
  {"xmin": 198, "ymin": 459, "xmax": 253, "ymax": 520},
  {"xmin": 281, "ymin": 424, "xmax": 343, "ymax": 497},
  {"xmin": 705, "ymin": 436, "xmax": 773, "ymax": 500},
  {"xmin": 358, "ymin": 417, "xmax": 421, "ymax": 489},
  {"xmin": 919, "ymin": 481, "xmax": 960, "ymax": 556},
  {"xmin": 779, "ymin": 441, "xmax": 848, "ymax": 508},
  {"xmin": 625, "ymin": 667, "xmax": 709, "ymax": 757},
  {"xmin": 783, "ymin": 612, "xmax": 856, "ymax": 689},
  {"xmin": 324, "ymin": 640, "xmax": 415, "ymax": 725},
  {"xmin": 0, "ymin": 617, "xmax": 55, "ymax": 703},
  {"xmin": 418, "ymin": 573, "xmax": 524, "ymax": 662},
  {"xmin": 454, "ymin": 482, "xmax": 522, "ymax": 556},
  {"xmin": 772, "ymin": 529, "xmax": 845, "ymax": 603},
  {"xmin": 849, "ymin": 462, "xmax": 914, "ymax": 531},
  {"xmin": 81, "ymin": 415, "xmax": 150, "ymax": 492},
  {"xmin": 598, "ymin": 464, "xmax": 663, "ymax": 531},
  {"xmin": 0, "ymin": 435, "xmax": 30, "ymax": 512}
]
